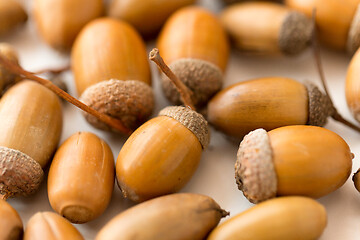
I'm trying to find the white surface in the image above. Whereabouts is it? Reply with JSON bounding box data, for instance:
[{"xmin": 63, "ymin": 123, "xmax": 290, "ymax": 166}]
[{"xmin": 2, "ymin": 0, "xmax": 360, "ymax": 239}]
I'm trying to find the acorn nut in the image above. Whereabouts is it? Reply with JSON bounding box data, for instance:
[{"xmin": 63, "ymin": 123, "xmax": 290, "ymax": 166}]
[
  {"xmin": 353, "ymin": 168, "xmax": 360, "ymax": 192},
  {"xmin": 220, "ymin": 2, "xmax": 313, "ymax": 55},
  {"xmin": 0, "ymin": 0, "xmax": 27, "ymax": 37},
  {"xmin": 208, "ymin": 196, "xmax": 327, "ymax": 240},
  {"xmin": 116, "ymin": 106, "xmax": 209, "ymax": 202},
  {"xmin": 236, "ymin": 126, "xmax": 352, "ymax": 203},
  {"xmin": 157, "ymin": 7, "xmax": 229, "ymax": 107},
  {"xmin": 0, "ymin": 81, "xmax": 62, "ymax": 197},
  {"xmin": 346, "ymin": 47, "xmax": 360, "ymax": 122},
  {"xmin": 207, "ymin": 77, "xmax": 334, "ymax": 139},
  {"xmin": 108, "ymin": 0, "xmax": 196, "ymax": 36},
  {"xmin": 0, "ymin": 199, "xmax": 23, "ymax": 240},
  {"xmin": 96, "ymin": 193, "xmax": 228, "ymax": 240},
  {"xmin": 34, "ymin": 0, "xmax": 103, "ymax": 51},
  {"xmin": 72, "ymin": 18, "xmax": 154, "ymax": 132},
  {"xmin": 285, "ymin": 0, "xmax": 360, "ymax": 53},
  {"xmin": 48, "ymin": 132, "xmax": 114, "ymax": 224},
  {"xmin": 24, "ymin": 212, "xmax": 84, "ymax": 240}
]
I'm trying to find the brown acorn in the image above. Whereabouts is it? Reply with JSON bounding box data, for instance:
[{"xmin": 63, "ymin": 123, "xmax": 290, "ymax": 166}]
[
  {"xmin": 208, "ymin": 196, "xmax": 327, "ymax": 240},
  {"xmin": 235, "ymin": 126, "xmax": 352, "ymax": 203},
  {"xmin": 33, "ymin": 0, "xmax": 103, "ymax": 51},
  {"xmin": 72, "ymin": 18, "xmax": 154, "ymax": 132},
  {"xmin": 346, "ymin": 47, "xmax": 360, "ymax": 122},
  {"xmin": 107, "ymin": 0, "xmax": 196, "ymax": 36},
  {"xmin": 24, "ymin": 212, "xmax": 84, "ymax": 240},
  {"xmin": 207, "ymin": 77, "xmax": 333, "ymax": 139},
  {"xmin": 96, "ymin": 193, "xmax": 228, "ymax": 240},
  {"xmin": 157, "ymin": 6, "xmax": 229, "ymax": 107},
  {"xmin": 48, "ymin": 132, "xmax": 114, "ymax": 224},
  {"xmin": 0, "ymin": 81, "xmax": 62, "ymax": 197},
  {"xmin": 220, "ymin": 2, "xmax": 313, "ymax": 55},
  {"xmin": 0, "ymin": 0, "xmax": 27, "ymax": 37},
  {"xmin": 285, "ymin": 0, "xmax": 360, "ymax": 53},
  {"xmin": 353, "ymin": 168, "xmax": 360, "ymax": 192},
  {"xmin": 0, "ymin": 199, "xmax": 23, "ymax": 240}
]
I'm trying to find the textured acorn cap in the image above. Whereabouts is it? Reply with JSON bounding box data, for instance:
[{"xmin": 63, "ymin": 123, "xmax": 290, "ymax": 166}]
[
  {"xmin": 305, "ymin": 82, "xmax": 335, "ymax": 126},
  {"xmin": 347, "ymin": 4, "xmax": 360, "ymax": 55},
  {"xmin": 235, "ymin": 129, "xmax": 277, "ymax": 203},
  {"xmin": 161, "ymin": 58, "xmax": 223, "ymax": 107},
  {"xmin": 0, "ymin": 146, "xmax": 44, "ymax": 197},
  {"xmin": 278, "ymin": 11, "xmax": 313, "ymax": 55},
  {"xmin": 80, "ymin": 79, "xmax": 154, "ymax": 132},
  {"xmin": 0, "ymin": 43, "xmax": 20, "ymax": 91},
  {"xmin": 159, "ymin": 106, "xmax": 210, "ymax": 149}
]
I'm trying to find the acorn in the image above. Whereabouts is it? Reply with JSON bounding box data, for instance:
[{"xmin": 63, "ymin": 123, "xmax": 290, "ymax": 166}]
[
  {"xmin": 207, "ymin": 77, "xmax": 334, "ymax": 139},
  {"xmin": 0, "ymin": 80, "xmax": 62, "ymax": 197},
  {"xmin": 157, "ymin": 6, "xmax": 229, "ymax": 107},
  {"xmin": 48, "ymin": 132, "xmax": 114, "ymax": 224},
  {"xmin": 285, "ymin": 0, "xmax": 360, "ymax": 53},
  {"xmin": 24, "ymin": 212, "xmax": 84, "ymax": 240},
  {"xmin": 346, "ymin": 47, "xmax": 360, "ymax": 121},
  {"xmin": 222, "ymin": 0, "xmax": 281, "ymax": 5},
  {"xmin": 72, "ymin": 18, "xmax": 154, "ymax": 132},
  {"xmin": 353, "ymin": 168, "xmax": 360, "ymax": 192},
  {"xmin": 96, "ymin": 193, "xmax": 228, "ymax": 240},
  {"xmin": 107, "ymin": 0, "xmax": 196, "ymax": 36},
  {"xmin": 220, "ymin": 2, "xmax": 313, "ymax": 55},
  {"xmin": 33, "ymin": 0, "xmax": 103, "ymax": 51},
  {"xmin": 235, "ymin": 126, "xmax": 352, "ymax": 203},
  {"xmin": 0, "ymin": 0, "xmax": 27, "ymax": 37},
  {"xmin": 208, "ymin": 196, "xmax": 327, "ymax": 240},
  {"xmin": 0, "ymin": 199, "xmax": 23, "ymax": 240},
  {"xmin": 0, "ymin": 43, "xmax": 21, "ymax": 93}
]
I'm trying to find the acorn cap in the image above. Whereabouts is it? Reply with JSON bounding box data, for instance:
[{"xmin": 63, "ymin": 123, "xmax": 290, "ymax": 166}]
[
  {"xmin": 159, "ymin": 106, "xmax": 210, "ymax": 149},
  {"xmin": 80, "ymin": 79, "xmax": 154, "ymax": 132},
  {"xmin": 0, "ymin": 43, "xmax": 20, "ymax": 91},
  {"xmin": 347, "ymin": 4, "xmax": 360, "ymax": 55},
  {"xmin": 235, "ymin": 128, "xmax": 277, "ymax": 203},
  {"xmin": 161, "ymin": 58, "xmax": 223, "ymax": 107},
  {"xmin": 305, "ymin": 82, "xmax": 335, "ymax": 126},
  {"xmin": 352, "ymin": 168, "xmax": 360, "ymax": 193},
  {"xmin": 0, "ymin": 146, "xmax": 44, "ymax": 197},
  {"xmin": 278, "ymin": 11, "xmax": 313, "ymax": 55}
]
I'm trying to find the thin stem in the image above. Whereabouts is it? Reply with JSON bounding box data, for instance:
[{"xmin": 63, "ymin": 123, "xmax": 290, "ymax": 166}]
[
  {"xmin": 33, "ymin": 65, "xmax": 70, "ymax": 75},
  {"xmin": 149, "ymin": 48, "xmax": 196, "ymax": 111},
  {"xmin": 311, "ymin": 8, "xmax": 360, "ymax": 134},
  {"xmin": 0, "ymin": 55, "xmax": 132, "ymax": 136}
]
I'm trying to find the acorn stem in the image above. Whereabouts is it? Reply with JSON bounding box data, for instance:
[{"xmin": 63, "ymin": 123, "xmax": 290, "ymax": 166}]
[
  {"xmin": 311, "ymin": 9, "xmax": 360, "ymax": 134},
  {"xmin": 0, "ymin": 55, "xmax": 132, "ymax": 136},
  {"xmin": 149, "ymin": 48, "xmax": 196, "ymax": 111},
  {"xmin": 33, "ymin": 65, "xmax": 70, "ymax": 75}
]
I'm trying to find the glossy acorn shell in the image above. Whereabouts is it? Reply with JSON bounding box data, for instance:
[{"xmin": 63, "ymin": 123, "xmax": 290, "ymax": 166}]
[
  {"xmin": 157, "ymin": 6, "xmax": 229, "ymax": 72},
  {"xmin": 346, "ymin": 47, "xmax": 360, "ymax": 121},
  {"xmin": 0, "ymin": 0, "xmax": 27, "ymax": 37},
  {"xmin": 108, "ymin": 0, "xmax": 196, "ymax": 36},
  {"xmin": 34, "ymin": 0, "xmax": 103, "ymax": 51},
  {"xmin": 116, "ymin": 116, "xmax": 202, "ymax": 202},
  {"xmin": 72, "ymin": 17, "xmax": 151, "ymax": 95},
  {"xmin": 207, "ymin": 77, "xmax": 308, "ymax": 139},
  {"xmin": 24, "ymin": 212, "xmax": 84, "ymax": 240},
  {"xmin": 0, "ymin": 199, "xmax": 23, "ymax": 240},
  {"xmin": 48, "ymin": 132, "xmax": 114, "ymax": 224},
  {"xmin": 269, "ymin": 126, "xmax": 352, "ymax": 198},
  {"xmin": 285, "ymin": 0, "xmax": 360, "ymax": 50},
  {"xmin": 208, "ymin": 196, "xmax": 327, "ymax": 240},
  {"xmin": 0, "ymin": 81, "xmax": 62, "ymax": 168},
  {"xmin": 96, "ymin": 193, "xmax": 226, "ymax": 240}
]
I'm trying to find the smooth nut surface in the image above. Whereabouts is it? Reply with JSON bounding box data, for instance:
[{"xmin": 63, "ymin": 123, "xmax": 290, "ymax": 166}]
[
  {"xmin": 208, "ymin": 196, "xmax": 327, "ymax": 240},
  {"xmin": 72, "ymin": 17, "xmax": 151, "ymax": 95},
  {"xmin": 24, "ymin": 212, "xmax": 84, "ymax": 240},
  {"xmin": 0, "ymin": 199, "xmax": 23, "ymax": 240},
  {"xmin": 48, "ymin": 132, "xmax": 114, "ymax": 224},
  {"xmin": 96, "ymin": 193, "xmax": 228, "ymax": 240},
  {"xmin": 0, "ymin": 0, "xmax": 27, "ymax": 37},
  {"xmin": 116, "ymin": 116, "xmax": 202, "ymax": 202}
]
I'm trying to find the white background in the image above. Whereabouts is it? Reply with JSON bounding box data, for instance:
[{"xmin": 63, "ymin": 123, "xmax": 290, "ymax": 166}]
[{"xmin": 3, "ymin": 0, "xmax": 360, "ymax": 239}]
